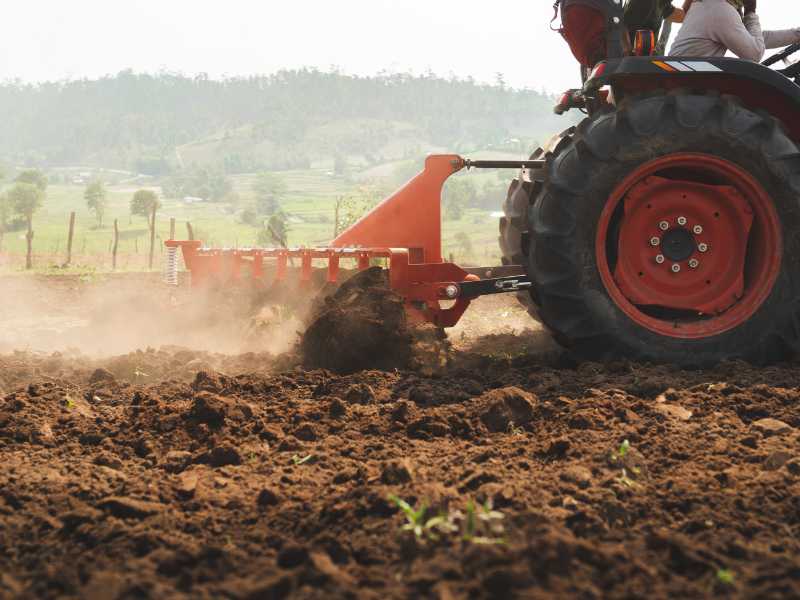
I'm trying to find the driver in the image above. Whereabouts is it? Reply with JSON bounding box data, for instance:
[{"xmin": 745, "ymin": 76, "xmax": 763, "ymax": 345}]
[{"xmin": 670, "ymin": 0, "xmax": 800, "ymax": 61}]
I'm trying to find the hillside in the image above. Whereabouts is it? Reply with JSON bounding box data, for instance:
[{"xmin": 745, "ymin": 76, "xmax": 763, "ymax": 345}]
[{"xmin": 0, "ymin": 70, "xmax": 571, "ymax": 173}]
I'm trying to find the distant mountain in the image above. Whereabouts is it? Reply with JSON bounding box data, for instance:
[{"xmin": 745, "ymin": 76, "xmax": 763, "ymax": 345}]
[{"xmin": 0, "ymin": 69, "xmax": 574, "ymax": 174}]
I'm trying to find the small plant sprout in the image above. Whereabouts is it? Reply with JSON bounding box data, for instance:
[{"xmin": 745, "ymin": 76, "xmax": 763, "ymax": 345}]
[
  {"xmin": 291, "ymin": 454, "xmax": 314, "ymax": 466},
  {"xmin": 388, "ymin": 495, "xmax": 456, "ymax": 541},
  {"xmin": 612, "ymin": 439, "xmax": 631, "ymax": 462},
  {"xmin": 507, "ymin": 421, "xmax": 525, "ymax": 436},
  {"xmin": 462, "ymin": 499, "xmax": 506, "ymax": 545},
  {"xmin": 133, "ymin": 367, "xmax": 149, "ymax": 380},
  {"xmin": 716, "ymin": 569, "xmax": 735, "ymax": 586},
  {"xmin": 64, "ymin": 395, "xmax": 76, "ymax": 410}
]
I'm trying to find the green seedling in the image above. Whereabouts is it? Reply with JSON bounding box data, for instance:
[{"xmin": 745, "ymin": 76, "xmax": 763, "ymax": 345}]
[
  {"xmin": 507, "ymin": 421, "xmax": 525, "ymax": 436},
  {"xmin": 291, "ymin": 454, "xmax": 313, "ymax": 466},
  {"xmin": 612, "ymin": 439, "xmax": 631, "ymax": 462},
  {"xmin": 64, "ymin": 395, "xmax": 76, "ymax": 410},
  {"xmin": 716, "ymin": 569, "xmax": 735, "ymax": 586},
  {"xmin": 388, "ymin": 495, "xmax": 455, "ymax": 541},
  {"xmin": 463, "ymin": 499, "xmax": 506, "ymax": 545}
]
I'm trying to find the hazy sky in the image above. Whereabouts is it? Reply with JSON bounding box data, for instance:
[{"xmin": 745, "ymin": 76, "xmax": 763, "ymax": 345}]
[{"xmin": 1, "ymin": 1, "xmax": 799, "ymax": 92}]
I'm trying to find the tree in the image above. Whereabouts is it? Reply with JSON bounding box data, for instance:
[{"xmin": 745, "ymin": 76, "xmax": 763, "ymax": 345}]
[
  {"xmin": 253, "ymin": 172, "xmax": 287, "ymax": 216},
  {"xmin": 239, "ymin": 206, "xmax": 259, "ymax": 227},
  {"xmin": 9, "ymin": 182, "xmax": 44, "ymax": 269},
  {"xmin": 443, "ymin": 178, "xmax": 476, "ymax": 221},
  {"xmin": 209, "ymin": 174, "xmax": 233, "ymax": 202},
  {"xmin": 15, "ymin": 169, "xmax": 48, "ymax": 192},
  {"xmin": 130, "ymin": 189, "xmax": 161, "ymax": 220},
  {"xmin": 84, "ymin": 181, "xmax": 108, "ymax": 227},
  {"xmin": 257, "ymin": 212, "xmax": 289, "ymax": 247}
]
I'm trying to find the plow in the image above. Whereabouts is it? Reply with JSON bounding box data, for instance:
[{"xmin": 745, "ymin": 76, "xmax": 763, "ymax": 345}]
[
  {"xmin": 166, "ymin": 0, "xmax": 800, "ymax": 366},
  {"xmin": 166, "ymin": 154, "xmax": 542, "ymax": 329}
]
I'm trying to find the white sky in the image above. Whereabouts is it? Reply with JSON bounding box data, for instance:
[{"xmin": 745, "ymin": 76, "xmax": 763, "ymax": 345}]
[{"xmin": 1, "ymin": 1, "xmax": 798, "ymax": 92}]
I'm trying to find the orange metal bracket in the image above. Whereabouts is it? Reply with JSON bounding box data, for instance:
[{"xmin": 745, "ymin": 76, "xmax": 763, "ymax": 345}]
[{"xmin": 332, "ymin": 154, "xmax": 464, "ymax": 263}]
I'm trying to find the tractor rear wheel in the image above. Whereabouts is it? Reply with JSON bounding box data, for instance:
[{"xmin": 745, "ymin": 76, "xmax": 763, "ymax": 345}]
[
  {"xmin": 499, "ymin": 131, "xmax": 574, "ymax": 321},
  {"xmin": 529, "ymin": 91, "xmax": 800, "ymax": 365}
]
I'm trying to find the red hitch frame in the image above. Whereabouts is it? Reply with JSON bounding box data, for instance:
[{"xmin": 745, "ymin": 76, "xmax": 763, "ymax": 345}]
[{"xmin": 166, "ymin": 155, "xmax": 491, "ymax": 327}]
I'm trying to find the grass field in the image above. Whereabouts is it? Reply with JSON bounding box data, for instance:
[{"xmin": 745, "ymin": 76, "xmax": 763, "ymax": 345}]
[{"xmin": 0, "ymin": 159, "xmax": 515, "ymax": 273}]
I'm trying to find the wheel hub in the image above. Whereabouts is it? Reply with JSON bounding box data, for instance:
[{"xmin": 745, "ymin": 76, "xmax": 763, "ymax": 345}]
[
  {"xmin": 660, "ymin": 227, "xmax": 695, "ymax": 262},
  {"xmin": 613, "ymin": 175, "xmax": 754, "ymax": 315}
]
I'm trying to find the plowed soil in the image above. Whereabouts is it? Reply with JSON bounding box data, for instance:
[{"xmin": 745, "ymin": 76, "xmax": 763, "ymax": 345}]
[{"xmin": 1, "ymin": 274, "xmax": 799, "ymax": 600}]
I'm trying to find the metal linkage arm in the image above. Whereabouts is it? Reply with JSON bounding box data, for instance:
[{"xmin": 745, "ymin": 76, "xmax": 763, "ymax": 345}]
[{"xmin": 463, "ymin": 159, "xmax": 546, "ymax": 170}]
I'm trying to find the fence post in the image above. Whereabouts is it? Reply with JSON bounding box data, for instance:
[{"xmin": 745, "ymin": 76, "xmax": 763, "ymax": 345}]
[
  {"xmin": 186, "ymin": 221, "xmax": 195, "ymax": 241},
  {"xmin": 65, "ymin": 212, "xmax": 75, "ymax": 267},
  {"xmin": 169, "ymin": 217, "xmax": 176, "ymax": 240},
  {"xmin": 112, "ymin": 219, "xmax": 119, "ymax": 270},
  {"xmin": 148, "ymin": 205, "xmax": 157, "ymax": 270}
]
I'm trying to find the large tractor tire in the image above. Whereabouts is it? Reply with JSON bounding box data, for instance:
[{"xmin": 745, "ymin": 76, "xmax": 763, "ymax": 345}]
[
  {"xmin": 499, "ymin": 131, "xmax": 574, "ymax": 320},
  {"xmin": 528, "ymin": 91, "xmax": 800, "ymax": 365}
]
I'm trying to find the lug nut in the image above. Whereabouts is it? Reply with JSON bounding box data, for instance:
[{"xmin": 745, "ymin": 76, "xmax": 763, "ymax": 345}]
[
  {"xmin": 689, "ymin": 258, "xmax": 700, "ymax": 269},
  {"xmin": 677, "ymin": 216, "xmax": 688, "ymax": 226},
  {"xmin": 671, "ymin": 264, "xmax": 681, "ymax": 273},
  {"xmin": 693, "ymin": 225, "xmax": 703, "ymax": 235},
  {"xmin": 650, "ymin": 237, "xmax": 660, "ymax": 247},
  {"xmin": 659, "ymin": 221, "xmax": 670, "ymax": 231},
  {"xmin": 698, "ymin": 243, "xmax": 709, "ymax": 253},
  {"xmin": 444, "ymin": 284, "xmax": 460, "ymax": 299},
  {"xmin": 656, "ymin": 255, "xmax": 665, "ymax": 264}
]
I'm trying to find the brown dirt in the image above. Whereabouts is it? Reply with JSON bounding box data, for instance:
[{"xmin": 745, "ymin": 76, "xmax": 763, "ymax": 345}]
[
  {"xmin": 300, "ymin": 268, "xmax": 450, "ymax": 375},
  {"xmin": 1, "ymin": 275, "xmax": 799, "ymax": 599}
]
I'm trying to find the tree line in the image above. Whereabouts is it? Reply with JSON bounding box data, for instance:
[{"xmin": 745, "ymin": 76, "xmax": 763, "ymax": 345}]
[{"xmin": 0, "ymin": 69, "xmax": 561, "ymax": 173}]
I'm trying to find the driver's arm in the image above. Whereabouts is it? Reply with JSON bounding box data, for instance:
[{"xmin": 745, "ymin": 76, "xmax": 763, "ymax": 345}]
[
  {"xmin": 763, "ymin": 29, "xmax": 800, "ymax": 50},
  {"xmin": 741, "ymin": 0, "xmax": 800, "ymax": 52},
  {"xmin": 712, "ymin": 3, "xmax": 765, "ymax": 61}
]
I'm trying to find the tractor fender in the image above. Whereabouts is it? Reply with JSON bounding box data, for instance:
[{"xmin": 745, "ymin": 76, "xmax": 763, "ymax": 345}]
[{"xmin": 585, "ymin": 56, "xmax": 800, "ymax": 142}]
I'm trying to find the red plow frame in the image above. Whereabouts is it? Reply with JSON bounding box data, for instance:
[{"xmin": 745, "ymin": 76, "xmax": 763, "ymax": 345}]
[{"xmin": 166, "ymin": 154, "xmax": 538, "ymax": 328}]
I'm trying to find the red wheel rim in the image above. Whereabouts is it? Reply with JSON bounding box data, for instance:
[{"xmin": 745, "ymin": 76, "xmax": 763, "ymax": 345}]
[{"xmin": 596, "ymin": 153, "xmax": 782, "ymax": 339}]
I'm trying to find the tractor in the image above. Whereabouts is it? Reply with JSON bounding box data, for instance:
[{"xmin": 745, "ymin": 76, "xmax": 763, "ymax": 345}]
[
  {"xmin": 499, "ymin": 0, "xmax": 800, "ymax": 365},
  {"xmin": 166, "ymin": 0, "xmax": 800, "ymax": 366}
]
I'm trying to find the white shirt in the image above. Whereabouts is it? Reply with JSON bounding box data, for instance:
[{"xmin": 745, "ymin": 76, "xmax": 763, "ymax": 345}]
[{"xmin": 670, "ymin": 0, "xmax": 800, "ymax": 61}]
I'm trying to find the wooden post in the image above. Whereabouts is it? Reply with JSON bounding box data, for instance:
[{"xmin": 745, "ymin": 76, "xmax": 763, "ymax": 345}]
[
  {"xmin": 186, "ymin": 221, "xmax": 195, "ymax": 241},
  {"xmin": 148, "ymin": 205, "xmax": 157, "ymax": 270},
  {"xmin": 169, "ymin": 217, "xmax": 176, "ymax": 241},
  {"xmin": 65, "ymin": 211, "xmax": 75, "ymax": 267},
  {"xmin": 25, "ymin": 217, "xmax": 33, "ymax": 270},
  {"xmin": 112, "ymin": 219, "xmax": 119, "ymax": 270},
  {"xmin": 333, "ymin": 196, "xmax": 341, "ymax": 238}
]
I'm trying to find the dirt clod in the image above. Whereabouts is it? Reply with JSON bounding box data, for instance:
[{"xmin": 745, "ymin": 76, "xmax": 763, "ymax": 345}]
[
  {"xmin": 479, "ymin": 386, "xmax": 538, "ymax": 433},
  {"xmin": 97, "ymin": 496, "xmax": 162, "ymax": 519},
  {"xmin": 256, "ymin": 488, "xmax": 280, "ymax": 507},
  {"xmin": 753, "ymin": 418, "xmax": 794, "ymax": 436}
]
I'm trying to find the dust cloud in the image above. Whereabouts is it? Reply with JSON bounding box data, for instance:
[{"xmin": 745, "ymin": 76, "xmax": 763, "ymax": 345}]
[{"xmin": 0, "ymin": 274, "xmax": 305, "ymax": 357}]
